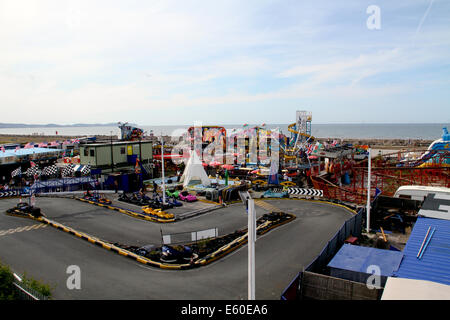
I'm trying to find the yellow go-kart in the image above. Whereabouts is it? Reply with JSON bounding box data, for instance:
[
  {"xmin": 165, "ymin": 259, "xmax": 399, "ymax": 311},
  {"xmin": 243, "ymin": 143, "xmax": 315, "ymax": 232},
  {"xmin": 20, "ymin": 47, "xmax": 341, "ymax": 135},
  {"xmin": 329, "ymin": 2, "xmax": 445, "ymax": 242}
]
[{"xmin": 142, "ymin": 206, "xmax": 174, "ymax": 219}]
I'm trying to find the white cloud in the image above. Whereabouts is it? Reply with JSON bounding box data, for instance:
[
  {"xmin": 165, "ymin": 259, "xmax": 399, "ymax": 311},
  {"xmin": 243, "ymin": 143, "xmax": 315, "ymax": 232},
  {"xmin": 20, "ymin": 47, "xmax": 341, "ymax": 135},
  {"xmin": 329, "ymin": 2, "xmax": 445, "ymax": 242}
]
[{"xmin": 0, "ymin": 0, "xmax": 449, "ymax": 124}]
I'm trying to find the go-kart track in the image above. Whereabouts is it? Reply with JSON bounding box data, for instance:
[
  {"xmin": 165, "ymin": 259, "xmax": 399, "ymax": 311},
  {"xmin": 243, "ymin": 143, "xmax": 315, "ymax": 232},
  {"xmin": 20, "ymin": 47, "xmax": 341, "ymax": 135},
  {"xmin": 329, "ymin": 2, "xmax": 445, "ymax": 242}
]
[{"xmin": 0, "ymin": 196, "xmax": 354, "ymax": 299}]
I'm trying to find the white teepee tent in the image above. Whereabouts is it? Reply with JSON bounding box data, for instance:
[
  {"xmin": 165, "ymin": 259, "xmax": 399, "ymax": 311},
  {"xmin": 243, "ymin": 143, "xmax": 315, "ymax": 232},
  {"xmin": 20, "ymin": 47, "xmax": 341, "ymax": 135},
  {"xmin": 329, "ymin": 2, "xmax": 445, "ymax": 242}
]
[{"xmin": 180, "ymin": 150, "xmax": 211, "ymax": 187}]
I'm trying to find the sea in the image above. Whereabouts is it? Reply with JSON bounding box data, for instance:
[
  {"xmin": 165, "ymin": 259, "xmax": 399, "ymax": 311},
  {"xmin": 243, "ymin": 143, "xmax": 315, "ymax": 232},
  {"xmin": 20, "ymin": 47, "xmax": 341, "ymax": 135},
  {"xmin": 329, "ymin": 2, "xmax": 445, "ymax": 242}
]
[{"xmin": 0, "ymin": 123, "xmax": 448, "ymax": 140}]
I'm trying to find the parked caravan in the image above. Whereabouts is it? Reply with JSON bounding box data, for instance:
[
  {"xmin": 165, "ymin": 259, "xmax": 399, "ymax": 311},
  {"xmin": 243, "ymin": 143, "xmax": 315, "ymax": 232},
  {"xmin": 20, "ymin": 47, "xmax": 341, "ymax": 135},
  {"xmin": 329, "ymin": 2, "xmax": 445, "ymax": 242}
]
[{"xmin": 393, "ymin": 185, "xmax": 450, "ymax": 202}]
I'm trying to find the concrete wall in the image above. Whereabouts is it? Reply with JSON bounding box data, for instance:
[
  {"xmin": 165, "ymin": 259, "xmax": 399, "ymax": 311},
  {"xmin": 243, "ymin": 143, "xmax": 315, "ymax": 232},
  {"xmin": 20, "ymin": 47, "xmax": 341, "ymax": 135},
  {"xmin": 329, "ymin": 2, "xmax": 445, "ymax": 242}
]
[{"xmin": 300, "ymin": 271, "xmax": 382, "ymax": 300}]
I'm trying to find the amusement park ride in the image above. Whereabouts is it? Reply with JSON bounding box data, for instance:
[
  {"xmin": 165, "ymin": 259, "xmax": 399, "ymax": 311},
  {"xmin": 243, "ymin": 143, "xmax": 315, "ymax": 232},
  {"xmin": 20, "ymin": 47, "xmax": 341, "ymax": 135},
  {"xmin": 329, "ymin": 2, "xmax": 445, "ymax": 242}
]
[
  {"xmin": 118, "ymin": 122, "xmax": 144, "ymax": 141},
  {"xmin": 151, "ymin": 111, "xmax": 449, "ymax": 206},
  {"xmin": 281, "ymin": 111, "xmax": 315, "ymax": 168}
]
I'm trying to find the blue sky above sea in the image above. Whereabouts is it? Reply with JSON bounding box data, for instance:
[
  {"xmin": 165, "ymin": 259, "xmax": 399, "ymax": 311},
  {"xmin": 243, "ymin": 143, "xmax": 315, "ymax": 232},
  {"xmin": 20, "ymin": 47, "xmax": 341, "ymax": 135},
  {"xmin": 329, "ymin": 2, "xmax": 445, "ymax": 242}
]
[{"xmin": 1, "ymin": 0, "xmax": 449, "ymax": 125}]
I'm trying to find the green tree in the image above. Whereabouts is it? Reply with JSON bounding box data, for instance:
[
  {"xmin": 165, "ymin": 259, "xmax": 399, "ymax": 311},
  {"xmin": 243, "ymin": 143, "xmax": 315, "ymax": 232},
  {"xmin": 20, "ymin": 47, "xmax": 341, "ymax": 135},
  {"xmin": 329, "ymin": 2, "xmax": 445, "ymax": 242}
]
[{"xmin": 0, "ymin": 263, "xmax": 17, "ymax": 300}]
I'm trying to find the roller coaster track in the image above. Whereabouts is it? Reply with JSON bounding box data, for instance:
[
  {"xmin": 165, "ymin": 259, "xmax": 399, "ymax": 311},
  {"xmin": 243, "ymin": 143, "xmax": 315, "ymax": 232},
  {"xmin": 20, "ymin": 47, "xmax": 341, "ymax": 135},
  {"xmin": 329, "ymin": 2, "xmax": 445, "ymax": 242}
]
[
  {"xmin": 287, "ymin": 123, "xmax": 315, "ymax": 141},
  {"xmin": 282, "ymin": 123, "xmax": 316, "ymax": 162}
]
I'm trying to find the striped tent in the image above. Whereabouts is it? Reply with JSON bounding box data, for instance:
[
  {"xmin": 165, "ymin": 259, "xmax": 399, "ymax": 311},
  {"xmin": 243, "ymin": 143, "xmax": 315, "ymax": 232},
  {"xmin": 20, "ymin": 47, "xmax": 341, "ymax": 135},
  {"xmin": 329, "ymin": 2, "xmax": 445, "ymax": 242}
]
[{"xmin": 73, "ymin": 164, "xmax": 91, "ymax": 176}]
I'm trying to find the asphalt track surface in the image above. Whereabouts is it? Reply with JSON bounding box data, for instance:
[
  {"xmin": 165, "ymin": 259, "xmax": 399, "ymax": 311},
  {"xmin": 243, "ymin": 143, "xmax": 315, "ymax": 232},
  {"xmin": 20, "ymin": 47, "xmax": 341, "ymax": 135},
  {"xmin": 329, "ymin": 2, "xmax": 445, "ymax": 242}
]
[{"xmin": 0, "ymin": 197, "xmax": 353, "ymax": 300}]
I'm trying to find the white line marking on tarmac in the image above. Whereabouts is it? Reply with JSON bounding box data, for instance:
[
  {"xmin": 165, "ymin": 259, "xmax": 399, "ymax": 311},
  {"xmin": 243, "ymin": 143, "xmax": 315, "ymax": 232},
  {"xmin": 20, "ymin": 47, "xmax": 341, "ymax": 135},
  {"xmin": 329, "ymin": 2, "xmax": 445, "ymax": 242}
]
[{"xmin": 0, "ymin": 224, "xmax": 47, "ymax": 237}]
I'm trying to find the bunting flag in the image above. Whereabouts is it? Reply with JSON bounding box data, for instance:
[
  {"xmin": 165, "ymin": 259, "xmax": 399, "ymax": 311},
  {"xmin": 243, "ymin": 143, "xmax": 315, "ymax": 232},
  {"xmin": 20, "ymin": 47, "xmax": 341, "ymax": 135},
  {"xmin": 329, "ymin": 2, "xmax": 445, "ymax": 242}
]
[
  {"xmin": 135, "ymin": 158, "xmax": 141, "ymax": 174},
  {"xmin": 268, "ymin": 159, "xmax": 279, "ymax": 185},
  {"xmin": 11, "ymin": 167, "xmax": 22, "ymax": 178},
  {"xmin": 306, "ymin": 144, "xmax": 314, "ymax": 155}
]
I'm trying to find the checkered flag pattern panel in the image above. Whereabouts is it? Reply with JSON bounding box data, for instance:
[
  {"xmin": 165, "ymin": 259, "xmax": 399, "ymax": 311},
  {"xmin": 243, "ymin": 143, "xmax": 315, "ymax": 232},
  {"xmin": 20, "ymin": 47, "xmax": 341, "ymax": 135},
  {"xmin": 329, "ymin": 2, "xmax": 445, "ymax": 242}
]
[
  {"xmin": 61, "ymin": 164, "xmax": 74, "ymax": 177},
  {"xmin": 41, "ymin": 165, "xmax": 59, "ymax": 177},
  {"xmin": 26, "ymin": 166, "xmax": 40, "ymax": 177}
]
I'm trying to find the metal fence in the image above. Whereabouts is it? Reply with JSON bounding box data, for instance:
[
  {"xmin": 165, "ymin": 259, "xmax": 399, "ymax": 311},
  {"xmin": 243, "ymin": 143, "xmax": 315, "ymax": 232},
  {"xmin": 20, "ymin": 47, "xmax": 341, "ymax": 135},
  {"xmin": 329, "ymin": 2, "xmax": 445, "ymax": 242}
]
[
  {"xmin": 13, "ymin": 279, "xmax": 49, "ymax": 300},
  {"xmin": 281, "ymin": 205, "xmax": 365, "ymax": 300},
  {"xmin": 162, "ymin": 227, "xmax": 219, "ymax": 245}
]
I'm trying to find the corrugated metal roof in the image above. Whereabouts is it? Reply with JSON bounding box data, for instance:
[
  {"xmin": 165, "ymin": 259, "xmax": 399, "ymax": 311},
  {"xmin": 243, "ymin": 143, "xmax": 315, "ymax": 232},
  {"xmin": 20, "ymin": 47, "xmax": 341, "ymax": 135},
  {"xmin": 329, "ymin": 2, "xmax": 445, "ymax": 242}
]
[
  {"xmin": 327, "ymin": 244, "xmax": 403, "ymax": 276},
  {"xmin": 394, "ymin": 217, "xmax": 450, "ymax": 285}
]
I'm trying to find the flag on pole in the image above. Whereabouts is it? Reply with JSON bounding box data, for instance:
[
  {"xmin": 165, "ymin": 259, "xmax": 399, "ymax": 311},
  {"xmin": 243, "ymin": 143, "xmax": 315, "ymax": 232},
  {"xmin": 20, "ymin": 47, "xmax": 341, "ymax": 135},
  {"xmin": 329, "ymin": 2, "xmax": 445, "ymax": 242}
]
[
  {"xmin": 268, "ymin": 159, "xmax": 279, "ymax": 185},
  {"xmin": 306, "ymin": 144, "xmax": 314, "ymax": 155},
  {"xmin": 224, "ymin": 169, "xmax": 229, "ymax": 186},
  {"xmin": 11, "ymin": 167, "xmax": 22, "ymax": 178},
  {"xmin": 135, "ymin": 158, "xmax": 141, "ymax": 174}
]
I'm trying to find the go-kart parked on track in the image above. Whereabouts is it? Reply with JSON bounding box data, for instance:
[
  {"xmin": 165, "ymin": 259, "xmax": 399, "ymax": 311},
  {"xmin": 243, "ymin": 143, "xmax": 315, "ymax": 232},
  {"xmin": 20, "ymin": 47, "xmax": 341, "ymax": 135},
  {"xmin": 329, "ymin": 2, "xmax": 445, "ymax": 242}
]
[
  {"xmin": 141, "ymin": 206, "xmax": 174, "ymax": 219},
  {"xmin": 97, "ymin": 196, "xmax": 112, "ymax": 205},
  {"xmin": 118, "ymin": 192, "xmax": 151, "ymax": 206},
  {"xmin": 166, "ymin": 190, "xmax": 180, "ymax": 199},
  {"xmin": 160, "ymin": 245, "xmax": 196, "ymax": 263},
  {"xmin": 7, "ymin": 202, "xmax": 42, "ymax": 217},
  {"xmin": 261, "ymin": 189, "xmax": 289, "ymax": 198},
  {"xmin": 178, "ymin": 191, "xmax": 197, "ymax": 202},
  {"xmin": 84, "ymin": 191, "xmax": 112, "ymax": 204},
  {"xmin": 167, "ymin": 197, "xmax": 182, "ymax": 207}
]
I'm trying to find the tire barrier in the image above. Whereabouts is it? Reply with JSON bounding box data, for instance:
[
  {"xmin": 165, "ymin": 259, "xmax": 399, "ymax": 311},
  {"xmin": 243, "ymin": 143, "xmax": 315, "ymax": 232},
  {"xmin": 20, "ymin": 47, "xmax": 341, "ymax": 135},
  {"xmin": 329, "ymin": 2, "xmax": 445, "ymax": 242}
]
[
  {"xmin": 34, "ymin": 216, "xmax": 191, "ymax": 270},
  {"xmin": 195, "ymin": 213, "xmax": 296, "ymax": 266},
  {"xmin": 75, "ymin": 198, "xmax": 176, "ymax": 223},
  {"xmin": 6, "ymin": 202, "xmax": 296, "ymax": 270},
  {"xmin": 221, "ymin": 185, "xmax": 248, "ymax": 203}
]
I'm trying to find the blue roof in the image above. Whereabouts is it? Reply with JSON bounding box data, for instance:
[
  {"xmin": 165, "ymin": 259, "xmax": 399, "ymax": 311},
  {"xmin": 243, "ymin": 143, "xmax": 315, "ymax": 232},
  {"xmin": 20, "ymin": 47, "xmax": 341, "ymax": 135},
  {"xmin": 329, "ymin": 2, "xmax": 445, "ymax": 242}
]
[
  {"xmin": 327, "ymin": 244, "xmax": 404, "ymax": 277},
  {"xmin": 0, "ymin": 148, "xmax": 62, "ymax": 158},
  {"xmin": 394, "ymin": 217, "xmax": 450, "ymax": 286}
]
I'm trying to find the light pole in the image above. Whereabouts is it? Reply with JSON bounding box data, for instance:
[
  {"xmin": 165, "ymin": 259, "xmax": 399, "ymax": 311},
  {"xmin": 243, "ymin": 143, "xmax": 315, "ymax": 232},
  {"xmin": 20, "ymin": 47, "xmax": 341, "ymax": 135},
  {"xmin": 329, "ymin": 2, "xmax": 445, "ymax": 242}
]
[
  {"xmin": 366, "ymin": 148, "xmax": 371, "ymax": 232},
  {"xmin": 248, "ymin": 197, "xmax": 256, "ymax": 300},
  {"xmin": 110, "ymin": 131, "xmax": 114, "ymax": 173},
  {"xmin": 161, "ymin": 134, "xmax": 166, "ymax": 205}
]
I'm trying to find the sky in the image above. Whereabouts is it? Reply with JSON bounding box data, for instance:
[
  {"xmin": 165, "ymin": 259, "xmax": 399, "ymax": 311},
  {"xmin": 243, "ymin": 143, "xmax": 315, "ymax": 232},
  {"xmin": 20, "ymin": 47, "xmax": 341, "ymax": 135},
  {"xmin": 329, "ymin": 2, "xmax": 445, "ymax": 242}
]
[{"xmin": 1, "ymin": 0, "xmax": 449, "ymax": 125}]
